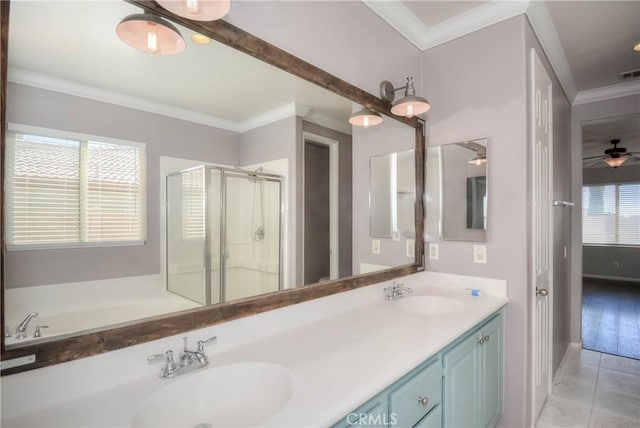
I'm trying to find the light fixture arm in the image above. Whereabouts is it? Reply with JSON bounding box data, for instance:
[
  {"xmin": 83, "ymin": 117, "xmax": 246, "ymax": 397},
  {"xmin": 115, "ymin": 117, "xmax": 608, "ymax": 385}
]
[{"xmin": 380, "ymin": 77, "xmax": 417, "ymax": 103}]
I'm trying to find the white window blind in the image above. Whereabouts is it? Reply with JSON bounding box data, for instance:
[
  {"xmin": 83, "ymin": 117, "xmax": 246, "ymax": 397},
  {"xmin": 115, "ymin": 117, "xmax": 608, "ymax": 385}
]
[
  {"xmin": 182, "ymin": 168, "xmax": 205, "ymax": 239},
  {"xmin": 582, "ymin": 182, "xmax": 640, "ymax": 246},
  {"xmin": 6, "ymin": 128, "xmax": 146, "ymax": 248}
]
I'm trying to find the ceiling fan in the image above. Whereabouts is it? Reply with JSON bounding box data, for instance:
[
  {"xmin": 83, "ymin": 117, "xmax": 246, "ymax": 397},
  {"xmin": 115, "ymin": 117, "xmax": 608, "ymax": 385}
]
[{"xmin": 583, "ymin": 139, "xmax": 640, "ymax": 168}]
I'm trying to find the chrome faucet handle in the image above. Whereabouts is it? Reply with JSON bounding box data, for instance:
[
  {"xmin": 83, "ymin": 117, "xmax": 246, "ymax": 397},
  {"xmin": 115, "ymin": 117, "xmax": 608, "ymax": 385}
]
[
  {"xmin": 33, "ymin": 325, "xmax": 49, "ymax": 338},
  {"xmin": 4, "ymin": 327, "xmax": 12, "ymax": 338},
  {"xmin": 197, "ymin": 336, "xmax": 217, "ymax": 353},
  {"xmin": 15, "ymin": 312, "xmax": 38, "ymax": 338},
  {"xmin": 148, "ymin": 350, "xmax": 178, "ymax": 378}
]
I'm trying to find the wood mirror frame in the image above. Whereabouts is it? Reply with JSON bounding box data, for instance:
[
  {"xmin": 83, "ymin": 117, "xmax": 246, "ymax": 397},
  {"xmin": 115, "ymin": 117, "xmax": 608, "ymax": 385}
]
[{"xmin": 0, "ymin": 0, "xmax": 425, "ymax": 375}]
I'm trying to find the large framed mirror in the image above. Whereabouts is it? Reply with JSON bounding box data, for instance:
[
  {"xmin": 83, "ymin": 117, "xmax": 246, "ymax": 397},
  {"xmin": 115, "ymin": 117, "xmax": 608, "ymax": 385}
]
[{"xmin": 0, "ymin": 0, "xmax": 424, "ymax": 374}]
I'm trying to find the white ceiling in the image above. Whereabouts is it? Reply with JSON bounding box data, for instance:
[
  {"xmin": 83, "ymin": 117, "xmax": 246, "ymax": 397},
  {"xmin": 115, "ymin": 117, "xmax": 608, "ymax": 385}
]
[{"xmin": 7, "ymin": 1, "xmax": 353, "ymax": 134}]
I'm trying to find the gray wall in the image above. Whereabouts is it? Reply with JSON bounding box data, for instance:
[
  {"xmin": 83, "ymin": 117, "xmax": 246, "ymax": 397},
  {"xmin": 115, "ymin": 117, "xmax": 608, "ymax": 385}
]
[
  {"xmin": 6, "ymin": 83, "xmax": 240, "ymax": 287},
  {"xmin": 525, "ymin": 20, "xmax": 573, "ymax": 379},
  {"xmin": 570, "ymin": 94, "xmax": 640, "ymax": 342},
  {"xmin": 422, "ymin": 17, "xmax": 529, "ymax": 428},
  {"xmin": 422, "ymin": 16, "xmax": 572, "ymax": 427},
  {"xmin": 582, "ymin": 164, "xmax": 640, "ymax": 281}
]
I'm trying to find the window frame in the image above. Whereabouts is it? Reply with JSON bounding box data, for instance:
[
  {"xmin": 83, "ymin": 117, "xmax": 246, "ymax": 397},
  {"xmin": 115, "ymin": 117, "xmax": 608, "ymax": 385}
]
[{"xmin": 5, "ymin": 123, "xmax": 147, "ymax": 251}]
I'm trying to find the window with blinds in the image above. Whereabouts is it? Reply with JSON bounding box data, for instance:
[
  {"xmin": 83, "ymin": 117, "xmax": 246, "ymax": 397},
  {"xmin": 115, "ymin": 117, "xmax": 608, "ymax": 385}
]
[
  {"xmin": 582, "ymin": 182, "xmax": 640, "ymax": 246},
  {"xmin": 5, "ymin": 127, "xmax": 146, "ymax": 249},
  {"xmin": 181, "ymin": 168, "xmax": 205, "ymax": 239}
]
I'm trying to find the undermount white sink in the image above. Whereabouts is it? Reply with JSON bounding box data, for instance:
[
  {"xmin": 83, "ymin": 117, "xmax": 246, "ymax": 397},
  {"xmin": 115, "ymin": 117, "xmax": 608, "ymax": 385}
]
[
  {"xmin": 395, "ymin": 295, "xmax": 465, "ymax": 316},
  {"xmin": 132, "ymin": 362, "xmax": 294, "ymax": 428}
]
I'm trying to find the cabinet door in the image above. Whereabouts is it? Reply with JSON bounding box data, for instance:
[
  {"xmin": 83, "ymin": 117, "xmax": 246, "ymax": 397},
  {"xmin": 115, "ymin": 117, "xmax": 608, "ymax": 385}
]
[
  {"xmin": 480, "ymin": 315, "xmax": 503, "ymax": 428},
  {"xmin": 443, "ymin": 333, "xmax": 480, "ymax": 428}
]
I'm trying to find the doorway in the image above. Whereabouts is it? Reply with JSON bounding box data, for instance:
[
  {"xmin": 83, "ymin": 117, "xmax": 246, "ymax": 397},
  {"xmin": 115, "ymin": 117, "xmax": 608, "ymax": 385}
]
[
  {"xmin": 580, "ymin": 114, "xmax": 640, "ymax": 360},
  {"xmin": 302, "ymin": 132, "xmax": 339, "ymax": 285}
]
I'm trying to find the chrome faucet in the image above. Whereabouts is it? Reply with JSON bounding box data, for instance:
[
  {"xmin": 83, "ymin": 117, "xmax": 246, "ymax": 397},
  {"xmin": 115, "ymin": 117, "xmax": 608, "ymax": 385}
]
[
  {"xmin": 15, "ymin": 312, "xmax": 38, "ymax": 339},
  {"xmin": 384, "ymin": 282, "xmax": 413, "ymax": 301},
  {"xmin": 148, "ymin": 335, "xmax": 217, "ymax": 379}
]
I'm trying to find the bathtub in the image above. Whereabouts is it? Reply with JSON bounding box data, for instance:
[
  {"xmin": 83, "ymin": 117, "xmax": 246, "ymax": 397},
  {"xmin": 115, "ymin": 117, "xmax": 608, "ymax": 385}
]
[{"xmin": 5, "ymin": 275, "xmax": 200, "ymax": 345}]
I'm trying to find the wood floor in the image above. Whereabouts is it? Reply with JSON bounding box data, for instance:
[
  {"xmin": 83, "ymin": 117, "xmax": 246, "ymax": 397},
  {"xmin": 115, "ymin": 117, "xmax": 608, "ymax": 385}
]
[{"xmin": 582, "ymin": 279, "xmax": 640, "ymax": 360}]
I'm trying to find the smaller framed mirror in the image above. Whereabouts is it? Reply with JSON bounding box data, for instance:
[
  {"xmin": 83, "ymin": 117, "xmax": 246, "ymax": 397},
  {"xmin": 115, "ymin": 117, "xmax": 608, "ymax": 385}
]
[
  {"xmin": 369, "ymin": 149, "xmax": 416, "ymax": 240},
  {"xmin": 426, "ymin": 138, "xmax": 488, "ymax": 242}
]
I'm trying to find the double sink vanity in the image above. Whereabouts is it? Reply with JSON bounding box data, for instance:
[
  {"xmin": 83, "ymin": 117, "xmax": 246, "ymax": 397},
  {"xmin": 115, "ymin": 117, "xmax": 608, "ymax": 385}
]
[{"xmin": 1, "ymin": 272, "xmax": 507, "ymax": 427}]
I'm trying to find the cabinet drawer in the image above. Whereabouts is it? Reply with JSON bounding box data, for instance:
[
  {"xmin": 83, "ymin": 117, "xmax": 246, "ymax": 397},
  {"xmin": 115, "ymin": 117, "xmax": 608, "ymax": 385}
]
[
  {"xmin": 390, "ymin": 361, "xmax": 442, "ymax": 427},
  {"xmin": 415, "ymin": 405, "xmax": 442, "ymax": 428}
]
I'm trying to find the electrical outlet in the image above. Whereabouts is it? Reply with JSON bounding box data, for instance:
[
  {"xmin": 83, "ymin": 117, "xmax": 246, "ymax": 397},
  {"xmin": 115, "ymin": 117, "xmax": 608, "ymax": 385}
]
[
  {"xmin": 371, "ymin": 239, "xmax": 380, "ymax": 255},
  {"xmin": 429, "ymin": 243, "xmax": 439, "ymax": 260},
  {"xmin": 473, "ymin": 245, "xmax": 487, "ymax": 264},
  {"xmin": 406, "ymin": 239, "xmax": 415, "ymax": 258}
]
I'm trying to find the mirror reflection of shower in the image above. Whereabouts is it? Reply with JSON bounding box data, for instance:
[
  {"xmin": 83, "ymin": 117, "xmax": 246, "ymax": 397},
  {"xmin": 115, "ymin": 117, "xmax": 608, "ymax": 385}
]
[
  {"xmin": 166, "ymin": 165, "xmax": 283, "ymax": 306},
  {"xmin": 251, "ymin": 167, "xmax": 265, "ymax": 242}
]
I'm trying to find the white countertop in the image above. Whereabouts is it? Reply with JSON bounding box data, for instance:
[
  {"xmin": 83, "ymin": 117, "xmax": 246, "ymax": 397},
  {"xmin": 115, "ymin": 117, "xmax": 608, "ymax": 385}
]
[{"xmin": 1, "ymin": 272, "xmax": 508, "ymax": 428}]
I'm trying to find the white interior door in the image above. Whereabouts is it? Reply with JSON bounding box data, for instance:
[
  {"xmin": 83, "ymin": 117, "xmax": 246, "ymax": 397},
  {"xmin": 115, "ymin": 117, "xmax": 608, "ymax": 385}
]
[{"xmin": 531, "ymin": 48, "xmax": 554, "ymax": 422}]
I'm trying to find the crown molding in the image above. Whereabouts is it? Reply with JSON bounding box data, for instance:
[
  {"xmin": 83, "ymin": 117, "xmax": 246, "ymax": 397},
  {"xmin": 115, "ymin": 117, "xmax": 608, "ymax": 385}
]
[
  {"xmin": 573, "ymin": 80, "xmax": 640, "ymax": 105},
  {"xmin": 7, "ymin": 68, "xmax": 324, "ymax": 134},
  {"xmin": 362, "ymin": 0, "xmax": 582, "ymax": 103},
  {"xmin": 524, "ymin": 0, "xmax": 577, "ymax": 102},
  {"xmin": 361, "ymin": 0, "xmax": 428, "ymax": 50},
  {"xmin": 363, "ymin": 0, "xmax": 529, "ymax": 51}
]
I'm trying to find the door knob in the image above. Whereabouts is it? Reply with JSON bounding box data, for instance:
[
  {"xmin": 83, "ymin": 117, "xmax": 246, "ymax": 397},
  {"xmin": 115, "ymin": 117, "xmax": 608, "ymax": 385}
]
[{"xmin": 536, "ymin": 287, "xmax": 549, "ymax": 296}]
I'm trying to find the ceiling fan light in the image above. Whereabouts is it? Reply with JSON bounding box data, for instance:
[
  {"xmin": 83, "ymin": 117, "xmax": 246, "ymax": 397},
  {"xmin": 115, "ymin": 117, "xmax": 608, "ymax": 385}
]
[
  {"xmin": 157, "ymin": 0, "xmax": 231, "ymax": 21},
  {"xmin": 117, "ymin": 13, "xmax": 185, "ymax": 55},
  {"xmin": 604, "ymin": 156, "xmax": 628, "ymax": 168},
  {"xmin": 349, "ymin": 108, "xmax": 383, "ymax": 128},
  {"xmin": 468, "ymin": 154, "xmax": 487, "ymax": 166}
]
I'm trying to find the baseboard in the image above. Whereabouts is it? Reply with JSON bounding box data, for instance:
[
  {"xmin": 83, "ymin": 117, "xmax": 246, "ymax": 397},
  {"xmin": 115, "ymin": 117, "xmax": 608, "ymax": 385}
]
[{"xmin": 583, "ymin": 274, "xmax": 640, "ymax": 284}]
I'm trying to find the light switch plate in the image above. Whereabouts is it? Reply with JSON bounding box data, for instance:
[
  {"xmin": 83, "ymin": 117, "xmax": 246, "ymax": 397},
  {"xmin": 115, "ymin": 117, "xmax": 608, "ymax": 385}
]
[
  {"xmin": 473, "ymin": 245, "xmax": 487, "ymax": 264},
  {"xmin": 429, "ymin": 243, "xmax": 439, "ymax": 260},
  {"xmin": 406, "ymin": 239, "xmax": 415, "ymax": 258},
  {"xmin": 371, "ymin": 239, "xmax": 380, "ymax": 255}
]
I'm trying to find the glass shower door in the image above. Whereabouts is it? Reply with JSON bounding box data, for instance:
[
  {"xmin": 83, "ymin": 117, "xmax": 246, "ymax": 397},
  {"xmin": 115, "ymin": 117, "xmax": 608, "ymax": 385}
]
[
  {"xmin": 166, "ymin": 168, "xmax": 206, "ymax": 304},
  {"xmin": 222, "ymin": 172, "xmax": 281, "ymax": 301}
]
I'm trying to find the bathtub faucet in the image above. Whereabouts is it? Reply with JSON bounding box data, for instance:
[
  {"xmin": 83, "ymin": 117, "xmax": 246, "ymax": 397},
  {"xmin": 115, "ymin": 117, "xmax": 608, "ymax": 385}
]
[{"xmin": 15, "ymin": 312, "xmax": 38, "ymax": 339}]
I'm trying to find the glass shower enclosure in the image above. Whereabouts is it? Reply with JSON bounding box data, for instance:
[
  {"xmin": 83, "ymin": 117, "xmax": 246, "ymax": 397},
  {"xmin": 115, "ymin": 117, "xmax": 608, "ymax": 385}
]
[{"xmin": 166, "ymin": 165, "xmax": 283, "ymax": 305}]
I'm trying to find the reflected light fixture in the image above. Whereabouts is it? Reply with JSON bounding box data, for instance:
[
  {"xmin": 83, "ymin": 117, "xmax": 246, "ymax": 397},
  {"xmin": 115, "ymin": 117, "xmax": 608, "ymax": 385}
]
[
  {"xmin": 380, "ymin": 77, "xmax": 430, "ymax": 118},
  {"xmin": 157, "ymin": 0, "xmax": 231, "ymax": 21},
  {"xmin": 634, "ymin": 42, "xmax": 640, "ymax": 52},
  {"xmin": 117, "ymin": 12, "xmax": 185, "ymax": 55},
  {"xmin": 191, "ymin": 33, "xmax": 212, "ymax": 45},
  {"xmin": 349, "ymin": 107, "xmax": 383, "ymax": 128},
  {"xmin": 468, "ymin": 154, "xmax": 487, "ymax": 166},
  {"xmin": 604, "ymin": 155, "xmax": 627, "ymax": 168}
]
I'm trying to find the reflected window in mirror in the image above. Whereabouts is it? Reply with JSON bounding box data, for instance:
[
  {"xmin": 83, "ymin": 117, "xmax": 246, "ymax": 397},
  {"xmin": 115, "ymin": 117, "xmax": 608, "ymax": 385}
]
[{"xmin": 426, "ymin": 138, "xmax": 488, "ymax": 242}]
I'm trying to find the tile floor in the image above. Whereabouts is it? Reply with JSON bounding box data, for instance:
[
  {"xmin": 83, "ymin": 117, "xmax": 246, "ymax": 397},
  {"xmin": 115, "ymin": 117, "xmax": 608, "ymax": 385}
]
[
  {"xmin": 582, "ymin": 280, "xmax": 640, "ymax": 360},
  {"xmin": 536, "ymin": 346, "xmax": 640, "ymax": 428}
]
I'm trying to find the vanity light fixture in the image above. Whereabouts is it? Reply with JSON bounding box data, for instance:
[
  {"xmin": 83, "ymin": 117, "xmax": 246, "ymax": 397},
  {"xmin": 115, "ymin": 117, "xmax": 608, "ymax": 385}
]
[
  {"xmin": 116, "ymin": 12, "xmax": 185, "ymax": 55},
  {"xmin": 349, "ymin": 107, "xmax": 383, "ymax": 128},
  {"xmin": 380, "ymin": 77, "xmax": 430, "ymax": 118},
  {"xmin": 468, "ymin": 154, "xmax": 487, "ymax": 166},
  {"xmin": 157, "ymin": 0, "xmax": 231, "ymax": 21},
  {"xmin": 633, "ymin": 42, "xmax": 640, "ymax": 52}
]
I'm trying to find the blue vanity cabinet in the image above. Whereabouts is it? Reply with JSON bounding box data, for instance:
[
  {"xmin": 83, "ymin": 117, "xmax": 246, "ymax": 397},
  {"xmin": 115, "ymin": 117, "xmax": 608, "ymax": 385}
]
[
  {"xmin": 331, "ymin": 357, "xmax": 442, "ymax": 428},
  {"xmin": 442, "ymin": 313, "xmax": 503, "ymax": 428}
]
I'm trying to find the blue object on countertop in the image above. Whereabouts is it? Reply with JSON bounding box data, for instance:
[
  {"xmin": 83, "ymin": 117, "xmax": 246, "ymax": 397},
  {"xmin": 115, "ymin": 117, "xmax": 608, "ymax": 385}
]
[{"xmin": 464, "ymin": 288, "xmax": 482, "ymax": 296}]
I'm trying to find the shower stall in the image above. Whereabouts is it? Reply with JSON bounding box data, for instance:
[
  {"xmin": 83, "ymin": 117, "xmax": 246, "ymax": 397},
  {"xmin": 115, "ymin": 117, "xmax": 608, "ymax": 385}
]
[{"xmin": 166, "ymin": 165, "xmax": 283, "ymax": 305}]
